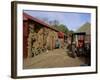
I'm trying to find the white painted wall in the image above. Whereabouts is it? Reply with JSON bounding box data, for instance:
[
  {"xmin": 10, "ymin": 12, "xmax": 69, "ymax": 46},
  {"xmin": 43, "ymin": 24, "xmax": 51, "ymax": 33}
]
[{"xmin": 0, "ymin": 0, "xmax": 99, "ymax": 80}]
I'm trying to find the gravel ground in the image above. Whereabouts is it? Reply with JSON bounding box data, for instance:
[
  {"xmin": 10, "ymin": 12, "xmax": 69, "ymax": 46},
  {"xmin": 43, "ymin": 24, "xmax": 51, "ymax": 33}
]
[{"xmin": 23, "ymin": 48, "xmax": 85, "ymax": 69}]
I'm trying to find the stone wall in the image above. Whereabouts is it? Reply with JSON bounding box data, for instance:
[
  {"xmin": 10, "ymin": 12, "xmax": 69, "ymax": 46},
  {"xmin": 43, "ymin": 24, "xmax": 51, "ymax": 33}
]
[{"xmin": 27, "ymin": 23, "xmax": 58, "ymax": 57}]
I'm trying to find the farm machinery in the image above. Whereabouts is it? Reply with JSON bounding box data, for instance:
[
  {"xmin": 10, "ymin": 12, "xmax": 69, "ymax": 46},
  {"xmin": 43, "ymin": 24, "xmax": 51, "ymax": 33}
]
[{"xmin": 67, "ymin": 32, "xmax": 91, "ymax": 58}]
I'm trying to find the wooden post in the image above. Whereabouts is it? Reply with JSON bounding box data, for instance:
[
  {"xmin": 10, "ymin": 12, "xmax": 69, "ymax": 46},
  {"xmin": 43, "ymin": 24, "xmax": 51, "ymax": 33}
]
[{"xmin": 23, "ymin": 21, "xmax": 29, "ymax": 59}]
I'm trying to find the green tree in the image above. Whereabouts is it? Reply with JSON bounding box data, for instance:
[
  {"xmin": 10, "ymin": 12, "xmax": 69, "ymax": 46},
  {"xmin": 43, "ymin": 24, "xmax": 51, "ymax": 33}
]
[
  {"xmin": 69, "ymin": 30, "xmax": 74, "ymax": 34},
  {"xmin": 57, "ymin": 24, "xmax": 69, "ymax": 34},
  {"xmin": 47, "ymin": 19, "xmax": 69, "ymax": 34}
]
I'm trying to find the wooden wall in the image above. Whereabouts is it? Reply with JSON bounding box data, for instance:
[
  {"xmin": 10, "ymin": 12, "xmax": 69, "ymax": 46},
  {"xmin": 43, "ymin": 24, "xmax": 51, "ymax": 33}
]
[{"xmin": 23, "ymin": 21, "xmax": 29, "ymax": 59}]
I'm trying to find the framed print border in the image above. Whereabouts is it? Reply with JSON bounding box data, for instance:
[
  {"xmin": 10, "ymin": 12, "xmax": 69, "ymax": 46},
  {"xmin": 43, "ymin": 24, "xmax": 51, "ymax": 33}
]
[{"xmin": 11, "ymin": 1, "xmax": 98, "ymax": 79}]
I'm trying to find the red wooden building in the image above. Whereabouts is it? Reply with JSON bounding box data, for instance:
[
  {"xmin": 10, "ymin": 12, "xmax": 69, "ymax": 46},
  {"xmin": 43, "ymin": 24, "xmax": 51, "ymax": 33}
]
[{"xmin": 23, "ymin": 13, "xmax": 65, "ymax": 58}]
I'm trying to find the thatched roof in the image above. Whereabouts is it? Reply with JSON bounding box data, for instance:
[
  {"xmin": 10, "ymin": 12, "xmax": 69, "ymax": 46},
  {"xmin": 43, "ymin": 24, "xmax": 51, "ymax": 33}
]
[{"xmin": 76, "ymin": 22, "xmax": 91, "ymax": 35}]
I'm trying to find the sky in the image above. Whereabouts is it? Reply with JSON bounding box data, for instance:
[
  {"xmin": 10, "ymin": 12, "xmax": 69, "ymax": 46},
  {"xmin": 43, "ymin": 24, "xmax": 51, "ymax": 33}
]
[{"xmin": 24, "ymin": 10, "xmax": 91, "ymax": 31}]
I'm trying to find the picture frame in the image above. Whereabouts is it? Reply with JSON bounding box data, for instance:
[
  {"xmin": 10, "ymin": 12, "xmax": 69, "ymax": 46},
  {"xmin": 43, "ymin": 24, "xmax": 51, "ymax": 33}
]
[{"xmin": 11, "ymin": 1, "xmax": 98, "ymax": 78}]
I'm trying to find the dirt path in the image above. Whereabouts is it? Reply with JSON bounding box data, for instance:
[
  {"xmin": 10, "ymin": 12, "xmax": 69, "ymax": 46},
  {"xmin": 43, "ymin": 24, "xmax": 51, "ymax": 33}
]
[{"xmin": 23, "ymin": 48, "xmax": 85, "ymax": 69}]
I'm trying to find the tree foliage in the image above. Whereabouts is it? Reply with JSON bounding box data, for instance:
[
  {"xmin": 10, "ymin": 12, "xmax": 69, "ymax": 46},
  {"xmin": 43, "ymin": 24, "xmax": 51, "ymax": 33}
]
[
  {"xmin": 41, "ymin": 18, "xmax": 70, "ymax": 34},
  {"xmin": 57, "ymin": 24, "xmax": 69, "ymax": 34},
  {"xmin": 49, "ymin": 20, "xmax": 69, "ymax": 34}
]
